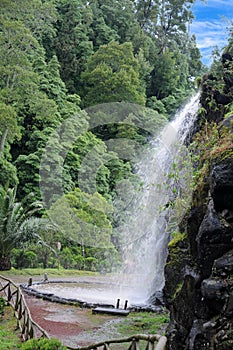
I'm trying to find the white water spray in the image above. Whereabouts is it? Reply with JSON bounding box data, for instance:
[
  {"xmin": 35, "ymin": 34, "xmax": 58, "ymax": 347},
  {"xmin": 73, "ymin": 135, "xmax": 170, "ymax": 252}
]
[
  {"xmin": 115, "ymin": 93, "xmax": 200, "ymax": 305},
  {"xmin": 38, "ymin": 94, "xmax": 200, "ymax": 307}
]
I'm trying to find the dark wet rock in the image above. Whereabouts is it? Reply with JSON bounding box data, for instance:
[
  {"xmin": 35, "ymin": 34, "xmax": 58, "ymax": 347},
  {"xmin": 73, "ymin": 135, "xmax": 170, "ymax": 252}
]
[
  {"xmin": 147, "ymin": 290, "xmax": 164, "ymax": 306},
  {"xmin": 201, "ymin": 278, "xmax": 228, "ymax": 315},
  {"xmin": 213, "ymin": 90, "xmax": 231, "ymax": 105},
  {"xmin": 213, "ymin": 250, "xmax": 233, "ymax": 276},
  {"xmin": 188, "ymin": 319, "xmax": 211, "ymax": 350},
  {"xmin": 210, "ymin": 157, "xmax": 233, "ymax": 211},
  {"xmin": 164, "ymin": 154, "xmax": 233, "ymax": 349},
  {"xmin": 187, "ymin": 205, "xmax": 207, "ymax": 258},
  {"xmin": 196, "ymin": 199, "xmax": 233, "ymax": 278},
  {"xmin": 129, "ymin": 304, "xmax": 164, "ymax": 313}
]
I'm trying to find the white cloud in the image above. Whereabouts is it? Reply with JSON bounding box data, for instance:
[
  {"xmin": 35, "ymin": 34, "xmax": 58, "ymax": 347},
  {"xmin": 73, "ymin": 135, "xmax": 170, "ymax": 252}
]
[
  {"xmin": 190, "ymin": 4, "xmax": 231, "ymax": 65},
  {"xmin": 210, "ymin": 0, "xmax": 233, "ymax": 7},
  {"xmin": 194, "ymin": 0, "xmax": 233, "ymax": 9}
]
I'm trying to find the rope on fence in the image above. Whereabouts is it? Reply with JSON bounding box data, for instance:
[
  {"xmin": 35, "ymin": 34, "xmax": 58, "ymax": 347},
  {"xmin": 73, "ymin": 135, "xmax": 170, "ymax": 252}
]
[{"xmin": 0, "ymin": 274, "xmax": 50, "ymax": 341}]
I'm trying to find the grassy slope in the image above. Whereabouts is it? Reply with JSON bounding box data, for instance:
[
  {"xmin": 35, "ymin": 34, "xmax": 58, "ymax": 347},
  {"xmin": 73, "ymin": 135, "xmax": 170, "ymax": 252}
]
[{"xmin": 0, "ymin": 307, "xmax": 22, "ymax": 349}]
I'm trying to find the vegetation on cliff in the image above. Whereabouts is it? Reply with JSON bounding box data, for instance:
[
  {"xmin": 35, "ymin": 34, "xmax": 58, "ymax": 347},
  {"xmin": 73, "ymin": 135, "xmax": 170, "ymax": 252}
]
[{"xmin": 164, "ymin": 27, "xmax": 233, "ymax": 350}]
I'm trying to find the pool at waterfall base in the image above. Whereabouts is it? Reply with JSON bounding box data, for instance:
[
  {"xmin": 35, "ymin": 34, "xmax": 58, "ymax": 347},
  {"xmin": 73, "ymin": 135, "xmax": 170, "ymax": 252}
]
[{"xmin": 21, "ymin": 275, "xmax": 164, "ymax": 312}]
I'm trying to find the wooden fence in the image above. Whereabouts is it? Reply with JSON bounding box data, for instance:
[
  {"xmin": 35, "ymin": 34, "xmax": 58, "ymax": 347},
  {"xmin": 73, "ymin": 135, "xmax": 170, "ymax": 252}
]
[
  {"xmin": 0, "ymin": 275, "xmax": 50, "ymax": 341},
  {"xmin": 67, "ymin": 334, "xmax": 167, "ymax": 350},
  {"xmin": 0, "ymin": 275, "xmax": 167, "ymax": 349}
]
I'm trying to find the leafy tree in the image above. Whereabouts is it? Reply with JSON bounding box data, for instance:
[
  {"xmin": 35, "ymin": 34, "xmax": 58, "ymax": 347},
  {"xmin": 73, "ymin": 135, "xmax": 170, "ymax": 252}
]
[
  {"xmin": 54, "ymin": 0, "xmax": 94, "ymax": 93},
  {"xmin": 0, "ymin": 157, "xmax": 18, "ymax": 190},
  {"xmin": 47, "ymin": 188, "xmax": 119, "ymax": 270},
  {"xmin": 0, "ymin": 0, "xmax": 57, "ymax": 47},
  {"xmin": 48, "ymin": 188, "xmax": 113, "ymax": 246},
  {"xmin": 90, "ymin": 0, "xmax": 136, "ymax": 44},
  {"xmin": 149, "ymin": 50, "xmax": 179, "ymax": 99},
  {"xmin": 0, "ymin": 103, "xmax": 20, "ymax": 158},
  {"xmin": 153, "ymin": 0, "xmax": 194, "ymax": 54},
  {"xmin": 88, "ymin": 3, "xmax": 119, "ymax": 49},
  {"xmin": 187, "ymin": 34, "xmax": 203, "ymax": 77},
  {"xmin": 81, "ymin": 41, "xmax": 146, "ymax": 106},
  {"xmin": 134, "ymin": 0, "xmax": 158, "ymax": 31},
  {"xmin": 147, "ymin": 96, "xmax": 167, "ymax": 115},
  {"xmin": 0, "ymin": 188, "xmax": 51, "ymax": 270},
  {"xmin": 0, "ymin": 107, "xmax": 18, "ymax": 192},
  {"xmin": 36, "ymin": 54, "xmax": 67, "ymax": 107}
]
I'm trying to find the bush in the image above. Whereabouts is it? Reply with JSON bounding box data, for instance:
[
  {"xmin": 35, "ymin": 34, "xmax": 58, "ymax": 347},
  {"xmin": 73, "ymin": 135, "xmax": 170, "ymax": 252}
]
[
  {"xmin": 21, "ymin": 337, "xmax": 67, "ymax": 349},
  {"xmin": 0, "ymin": 296, "xmax": 6, "ymax": 316}
]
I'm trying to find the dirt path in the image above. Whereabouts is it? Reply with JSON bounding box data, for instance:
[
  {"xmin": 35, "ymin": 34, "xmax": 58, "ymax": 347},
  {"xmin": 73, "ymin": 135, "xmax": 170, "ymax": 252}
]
[{"xmin": 24, "ymin": 294, "xmax": 123, "ymax": 348}]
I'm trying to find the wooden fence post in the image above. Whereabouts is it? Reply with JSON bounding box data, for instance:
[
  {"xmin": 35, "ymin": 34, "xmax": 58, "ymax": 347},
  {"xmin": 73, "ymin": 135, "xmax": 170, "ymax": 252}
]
[{"xmin": 154, "ymin": 336, "xmax": 167, "ymax": 350}]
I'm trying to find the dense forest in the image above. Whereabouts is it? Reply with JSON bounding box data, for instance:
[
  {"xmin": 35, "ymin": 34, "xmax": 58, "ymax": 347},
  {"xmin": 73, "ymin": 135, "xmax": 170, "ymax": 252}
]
[{"xmin": 0, "ymin": 0, "xmax": 205, "ymax": 271}]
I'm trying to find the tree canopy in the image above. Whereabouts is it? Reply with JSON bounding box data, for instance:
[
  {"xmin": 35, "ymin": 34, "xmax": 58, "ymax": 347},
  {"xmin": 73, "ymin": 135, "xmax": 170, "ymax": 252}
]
[{"xmin": 0, "ymin": 0, "xmax": 207, "ymax": 270}]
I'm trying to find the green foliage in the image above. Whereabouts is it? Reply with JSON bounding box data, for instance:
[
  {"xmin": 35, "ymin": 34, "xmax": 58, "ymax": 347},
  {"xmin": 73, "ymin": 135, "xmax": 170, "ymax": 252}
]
[
  {"xmin": 0, "ymin": 0, "xmax": 57, "ymax": 46},
  {"xmin": 108, "ymin": 311, "xmax": 169, "ymax": 337},
  {"xmin": 0, "ymin": 0, "xmax": 205, "ymax": 273},
  {"xmin": 150, "ymin": 50, "xmax": 179, "ymax": 99},
  {"xmin": 153, "ymin": 0, "xmax": 194, "ymax": 54},
  {"xmin": 147, "ymin": 96, "xmax": 167, "ymax": 115},
  {"xmin": 190, "ymin": 121, "xmax": 233, "ymax": 191},
  {"xmin": 81, "ymin": 41, "xmax": 146, "ymax": 106},
  {"xmin": 168, "ymin": 231, "xmax": 187, "ymax": 248},
  {"xmin": 0, "ymin": 188, "xmax": 54, "ymax": 270},
  {"xmin": 0, "ymin": 156, "xmax": 18, "ymax": 189},
  {"xmin": 54, "ymin": 0, "xmax": 94, "ymax": 93},
  {"xmin": 0, "ymin": 296, "xmax": 6, "ymax": 316},
  {"xmin": 0, "ymin": 103, "xmax": 20, "ymax": 154},
  {"xmin": 46, "ymin": 188, "xmax": 121, "ymax": 271},
  {"xmin": 1, "ymin": 268, "xmax": 98, "ymax": 278},
  {"xmin": 48, "ymin": 188, "xmax": 113, "ymax": 246},
  {"xmin": 21, "ymin": 338, "xmax": 66, "ymax": 350}
]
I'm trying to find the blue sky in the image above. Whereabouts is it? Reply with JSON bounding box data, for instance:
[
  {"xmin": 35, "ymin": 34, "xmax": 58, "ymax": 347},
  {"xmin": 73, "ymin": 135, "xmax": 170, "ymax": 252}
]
[{"xmin": 190, "ymin": 0, "xmax": 233, "ymax": 65}]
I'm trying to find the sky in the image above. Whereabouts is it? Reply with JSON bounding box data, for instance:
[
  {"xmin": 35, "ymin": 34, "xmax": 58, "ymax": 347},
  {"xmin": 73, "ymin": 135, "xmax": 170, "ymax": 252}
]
[{"xmin": 190, "ymin": 0, "xmax": 233, "ymax": 66}]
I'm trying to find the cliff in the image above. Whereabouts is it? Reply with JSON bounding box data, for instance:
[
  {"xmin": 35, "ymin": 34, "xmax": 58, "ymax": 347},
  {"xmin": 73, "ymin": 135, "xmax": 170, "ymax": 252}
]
[{"xmin": 164, "ymin": 47, "xmax": 233, "ymax": 349}]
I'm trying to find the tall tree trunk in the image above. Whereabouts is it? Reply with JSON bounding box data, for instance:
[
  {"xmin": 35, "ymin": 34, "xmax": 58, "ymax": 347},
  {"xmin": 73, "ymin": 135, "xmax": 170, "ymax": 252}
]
[
  {"xmin": 0, "ymin": 128, "xmax": 9, "ymax": 158},
  {"xmin": 0, "ymin": 255, "xmax": 11, "ymax": 270}
]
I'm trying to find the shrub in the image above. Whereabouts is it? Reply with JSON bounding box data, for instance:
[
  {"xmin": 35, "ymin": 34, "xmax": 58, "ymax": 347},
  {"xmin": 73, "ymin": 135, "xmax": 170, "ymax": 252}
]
[
  {"xmin": 0, "ymin": 296, "xmax": 6, "ymax": 316},
  {"xmin": 21, "ymin": 337, "xmax": 67, "ymax": 349}
]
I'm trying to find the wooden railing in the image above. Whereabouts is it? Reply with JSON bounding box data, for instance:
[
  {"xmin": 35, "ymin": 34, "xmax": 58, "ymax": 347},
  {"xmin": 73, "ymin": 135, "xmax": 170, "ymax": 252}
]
[
  {"xmin": 0, "ymin": 275, "xmax": 50, "ymax": 341},
  {"xmin": 0, "ymin": 275, "xmax": 167, "ymax": 349},
  {"xmin": 67, "ymin": 334, "xmax": 167, "ymax": 350}
]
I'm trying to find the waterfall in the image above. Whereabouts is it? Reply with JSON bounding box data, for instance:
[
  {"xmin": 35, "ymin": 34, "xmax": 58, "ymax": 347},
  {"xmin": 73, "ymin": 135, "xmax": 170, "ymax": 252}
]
[
  {"xmin": 38, "ymin": 93, "xmax": 200, "ymax": 308},
  {"xmin": 115, "ymin": 93, "xmax": 200, "ymax": 305}
]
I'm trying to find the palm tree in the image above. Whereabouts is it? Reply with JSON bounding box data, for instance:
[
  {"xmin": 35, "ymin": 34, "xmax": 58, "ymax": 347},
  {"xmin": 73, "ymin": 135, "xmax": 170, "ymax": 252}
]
[{"xmin": 0, "ymin": 188, "xmax": 52, "ymax": 270}]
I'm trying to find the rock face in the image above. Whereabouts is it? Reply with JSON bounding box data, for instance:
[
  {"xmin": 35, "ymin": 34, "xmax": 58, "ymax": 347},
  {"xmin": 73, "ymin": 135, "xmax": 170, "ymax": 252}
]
[
  {"xmin": 163, "ymin": 49, "xmax": 233, "ymax": 349},
  {"xmin": 164, "ymin": 158, "xmax": 233, "ymax": 349}
]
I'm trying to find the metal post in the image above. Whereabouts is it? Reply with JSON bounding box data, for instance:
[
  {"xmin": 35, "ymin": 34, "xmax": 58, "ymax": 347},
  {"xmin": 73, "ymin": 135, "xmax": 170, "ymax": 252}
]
[
  {"xmin": 116, "ymin": 299, "xmax": 120, "ymax": 309},
  {"xmin": 124, "ymin": 300, "xmax": 128, "ymax": 310}
]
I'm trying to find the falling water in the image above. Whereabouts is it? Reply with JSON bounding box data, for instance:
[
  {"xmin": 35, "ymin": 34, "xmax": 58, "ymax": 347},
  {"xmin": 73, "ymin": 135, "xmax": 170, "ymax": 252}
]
[
  {"xmin": 115, "ymin": 93, "xmax": 200, "ymax": 305},
  {"xmin": 37, "ymin": 94, "xmax": 200, "ymax": 307}
]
